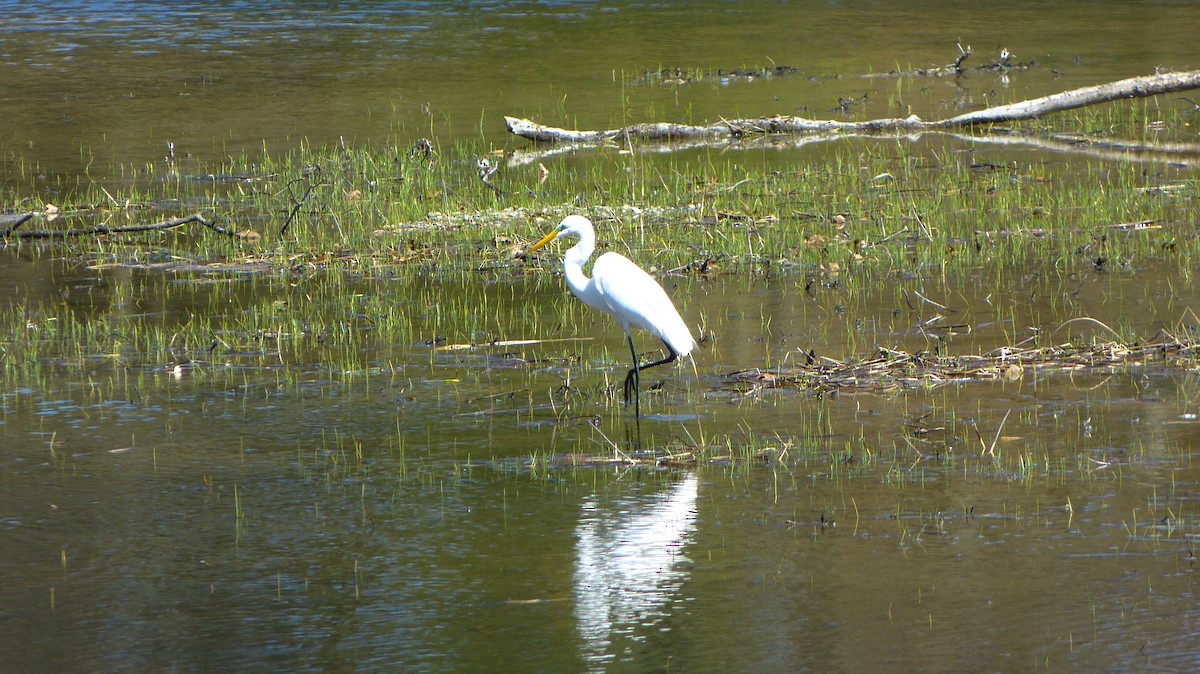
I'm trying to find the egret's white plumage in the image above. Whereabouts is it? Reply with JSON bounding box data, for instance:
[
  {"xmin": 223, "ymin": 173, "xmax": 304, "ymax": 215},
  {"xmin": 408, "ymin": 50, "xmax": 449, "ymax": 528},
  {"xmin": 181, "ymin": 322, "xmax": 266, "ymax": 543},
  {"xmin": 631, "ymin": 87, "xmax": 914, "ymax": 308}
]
[{"xmin": 528, "ymin": 215, "xmax": 694, "ymax": 414}]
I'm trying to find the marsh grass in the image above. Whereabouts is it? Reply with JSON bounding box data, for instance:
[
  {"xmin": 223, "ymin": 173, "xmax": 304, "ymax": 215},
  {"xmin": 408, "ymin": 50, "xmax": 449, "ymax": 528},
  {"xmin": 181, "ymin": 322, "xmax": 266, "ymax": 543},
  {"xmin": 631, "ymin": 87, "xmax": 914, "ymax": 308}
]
[
  {"xmin": 2, "ymin": 100, "xmax": 1199, "ymax": 498},
  {"xmin": 1, "ymin": 104, "xmax": 1194, "ymax": 280}
]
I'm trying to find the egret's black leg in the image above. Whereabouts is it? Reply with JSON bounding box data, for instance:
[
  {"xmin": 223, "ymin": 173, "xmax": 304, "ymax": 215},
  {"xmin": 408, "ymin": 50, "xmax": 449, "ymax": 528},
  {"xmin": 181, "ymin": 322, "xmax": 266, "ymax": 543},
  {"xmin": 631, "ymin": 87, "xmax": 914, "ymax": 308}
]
[
  {"xmin": 625, "ymin": 334, "xmax": 641, "ymax": 416},
  {"xmin": 623, "ymin": 338, "xmax": 681, "ymax": 417}
]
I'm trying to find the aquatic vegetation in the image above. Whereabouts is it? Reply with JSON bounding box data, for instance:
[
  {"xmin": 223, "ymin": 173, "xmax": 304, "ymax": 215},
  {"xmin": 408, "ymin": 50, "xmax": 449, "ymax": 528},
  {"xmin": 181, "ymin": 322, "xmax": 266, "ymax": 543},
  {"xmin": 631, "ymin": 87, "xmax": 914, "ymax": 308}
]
[
  {"xmin": 0, "ymin": 97, "xmax": 1198, "ymax": 498},
  {"xmin": 0, "ymin": 101, "xmax": 1194, "ymax": 283}
]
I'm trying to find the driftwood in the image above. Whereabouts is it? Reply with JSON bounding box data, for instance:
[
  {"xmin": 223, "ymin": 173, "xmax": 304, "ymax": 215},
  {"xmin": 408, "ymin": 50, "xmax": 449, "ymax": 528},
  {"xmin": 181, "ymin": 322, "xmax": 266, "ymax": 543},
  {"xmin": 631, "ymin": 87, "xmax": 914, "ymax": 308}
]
[
  {"xmin": 506, "ymin": 70, "xmax": 1200, "ymax": 144},
  {"xmin": 0, "ymin": 213, "xmax": 234, "ymax": 240}
]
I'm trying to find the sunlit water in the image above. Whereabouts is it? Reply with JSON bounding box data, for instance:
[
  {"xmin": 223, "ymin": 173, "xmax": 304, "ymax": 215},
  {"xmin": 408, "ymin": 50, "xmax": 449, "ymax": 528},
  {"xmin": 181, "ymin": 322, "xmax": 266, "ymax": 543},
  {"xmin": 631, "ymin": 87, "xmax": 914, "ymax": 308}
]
[
  {"xmin": 3, "ymin": 1, "xmax": 1200, "ymax": 672},
  {"xmin": 3, "ymin": 0, "xmax": 1198, "ymax": 178}
]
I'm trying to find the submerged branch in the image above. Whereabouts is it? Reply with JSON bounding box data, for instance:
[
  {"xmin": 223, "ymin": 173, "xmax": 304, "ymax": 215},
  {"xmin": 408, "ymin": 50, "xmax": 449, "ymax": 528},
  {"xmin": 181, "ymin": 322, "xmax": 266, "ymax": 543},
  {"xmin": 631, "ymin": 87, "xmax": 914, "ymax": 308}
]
[
  {"xmin": 0, "ymin": 213, "xmax": 235, "ymax": 240},
  {"xmin": 0, "ymin": 213, "xmax": 35, "ymax": 234},
  {"xmin": 506, "ymin": 69, "xmax": 1200, "ymax": 145}
]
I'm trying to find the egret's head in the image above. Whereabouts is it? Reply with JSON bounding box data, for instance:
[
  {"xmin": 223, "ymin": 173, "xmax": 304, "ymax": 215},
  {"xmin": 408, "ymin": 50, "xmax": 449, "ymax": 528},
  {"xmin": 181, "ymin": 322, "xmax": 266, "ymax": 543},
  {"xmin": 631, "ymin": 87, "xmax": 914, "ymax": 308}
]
[{"xmin": 528, "ymin": 215, "xmax": 591, "ymax": 253}]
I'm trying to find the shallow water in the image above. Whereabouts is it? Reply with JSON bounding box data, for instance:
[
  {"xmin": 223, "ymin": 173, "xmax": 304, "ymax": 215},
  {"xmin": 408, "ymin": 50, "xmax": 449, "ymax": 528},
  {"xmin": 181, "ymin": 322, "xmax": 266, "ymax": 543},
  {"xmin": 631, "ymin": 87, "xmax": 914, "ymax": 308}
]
[
  {"xmin": 4, "ymin": 264, "xmax": 1200, "ymax": 671},
  {"xmin": 3, "ymin": 1, "xmax": 1200, "ymax": 672}
]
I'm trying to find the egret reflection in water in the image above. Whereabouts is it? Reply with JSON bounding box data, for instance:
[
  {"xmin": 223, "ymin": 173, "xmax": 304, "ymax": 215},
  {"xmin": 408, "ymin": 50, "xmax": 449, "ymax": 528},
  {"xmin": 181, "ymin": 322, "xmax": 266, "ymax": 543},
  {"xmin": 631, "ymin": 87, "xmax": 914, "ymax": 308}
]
[{"xmin": 573, "ymin": 473, "xmax": 699, "ymax": 668}]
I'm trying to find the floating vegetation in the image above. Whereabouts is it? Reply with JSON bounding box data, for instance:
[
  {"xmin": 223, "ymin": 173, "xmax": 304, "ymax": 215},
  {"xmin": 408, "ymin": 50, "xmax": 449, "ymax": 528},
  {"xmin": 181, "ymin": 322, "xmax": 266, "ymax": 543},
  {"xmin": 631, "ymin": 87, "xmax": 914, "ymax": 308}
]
[
  {"xmin": 866, "ymin": 44, "xmax": 1039, "ymax": 78},
  {"xmin": 628, "ymin": 64, "xmax": 808, "ymax": 87},
  {"xmin": 726, "ymin": 323, "xmax": 1200, "ymax": 395},
  {"xmin": 627, "ymin": 46, "xmax": 1037, "ymax": 88}
]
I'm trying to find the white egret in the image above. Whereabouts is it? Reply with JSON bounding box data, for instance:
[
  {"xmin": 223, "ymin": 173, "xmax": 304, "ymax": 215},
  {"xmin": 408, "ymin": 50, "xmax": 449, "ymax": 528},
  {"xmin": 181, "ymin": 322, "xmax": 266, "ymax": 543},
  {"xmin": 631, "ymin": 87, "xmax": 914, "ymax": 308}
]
[{"xmin": 527, "ymin": 215, "xmax": 694, "ymax": 415}]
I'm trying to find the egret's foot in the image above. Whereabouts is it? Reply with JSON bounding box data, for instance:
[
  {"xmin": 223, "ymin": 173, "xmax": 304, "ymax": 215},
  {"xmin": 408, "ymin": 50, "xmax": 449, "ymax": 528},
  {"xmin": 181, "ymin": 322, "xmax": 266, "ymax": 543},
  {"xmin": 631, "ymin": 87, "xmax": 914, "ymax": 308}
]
[{"xmin": 623, "ymin": 369, "xmax": 638, "ymax": 404}]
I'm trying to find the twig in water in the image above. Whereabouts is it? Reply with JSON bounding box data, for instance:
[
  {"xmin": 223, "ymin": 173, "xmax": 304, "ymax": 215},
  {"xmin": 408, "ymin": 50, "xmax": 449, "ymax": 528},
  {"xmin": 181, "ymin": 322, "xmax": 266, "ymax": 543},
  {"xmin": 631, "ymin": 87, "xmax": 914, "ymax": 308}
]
[
  {"xmin": 1052, "ymin": 316, "xmax": 1124, "ymax": 341},
  {"xmin": 973, "ymin": 408, "xmax": 1012, "ymax": 457},
  {"xmin": 873, "ymin": 227, "xmax": 910, "ymax": 246},
  {"xmin": 99, "ymin": 185, "xmax": 122, "ymax": 208},
  {"xmin": 477, "ymin": 158, "xmax": 503, "ymax": 198},
  {"xmin": 953, "ymin": 43, "xmax": 972, "ymax": 72},
  {"xmin": 280, "ymin": 174, "xmax": 325, "ymax": 236},
  {"xmin": 587, "ymin": 417, "xmax": 632, "ymax": 464},
  {"xmin": 912, "ymin": 289, "xmax": 951, "ymax": 312},
  {"xmin": 911, "ymin": 209, "xmax": 934, "ymax": 240},
  {"xmin": 0, "ymin": 213, "xmax": 35, "ymax": 236},
  {"xmin": 712, "ymin": 178, "xmax": 756, "ymax": 193}
]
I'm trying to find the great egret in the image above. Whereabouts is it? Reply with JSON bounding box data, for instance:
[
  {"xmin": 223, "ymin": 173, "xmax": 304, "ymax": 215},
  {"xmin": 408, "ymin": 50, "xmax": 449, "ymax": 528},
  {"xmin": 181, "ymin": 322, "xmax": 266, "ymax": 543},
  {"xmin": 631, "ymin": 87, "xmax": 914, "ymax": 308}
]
[{"xmin": 527, "ymin": 215, "xmax": 695, "ymax": 415}]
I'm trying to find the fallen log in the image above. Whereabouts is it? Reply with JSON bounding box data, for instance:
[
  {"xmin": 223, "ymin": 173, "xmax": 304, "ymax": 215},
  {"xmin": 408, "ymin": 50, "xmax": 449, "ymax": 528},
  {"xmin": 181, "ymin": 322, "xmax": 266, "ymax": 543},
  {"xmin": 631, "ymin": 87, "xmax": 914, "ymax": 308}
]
[
  {"xmin": 933, "ymin": 69, "xmax": 1200, "ymax": 127},
  {"xmin": 506, "ymin": 69, "xmax": 1200, "ymax": 144}
]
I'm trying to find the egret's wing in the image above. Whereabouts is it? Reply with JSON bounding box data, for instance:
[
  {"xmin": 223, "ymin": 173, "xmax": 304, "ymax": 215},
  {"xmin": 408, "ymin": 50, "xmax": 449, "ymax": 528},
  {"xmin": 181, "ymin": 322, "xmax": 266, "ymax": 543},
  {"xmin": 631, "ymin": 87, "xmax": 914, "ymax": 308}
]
[{"xmin": 592, "ymin": 252, "xmax": 694, "ymax": 356}]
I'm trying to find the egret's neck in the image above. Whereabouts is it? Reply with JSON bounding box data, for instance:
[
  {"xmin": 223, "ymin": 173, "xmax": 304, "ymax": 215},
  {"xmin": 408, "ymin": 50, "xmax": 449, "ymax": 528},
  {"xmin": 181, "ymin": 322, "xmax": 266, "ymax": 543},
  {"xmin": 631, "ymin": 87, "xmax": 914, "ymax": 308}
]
[
  {"xmin": 561, "ymin": 230, "xmax": 605, "ymax": 309},
  {"xmin": 562, "ymin": 227, "xmax": 594, "ymax": 285}
]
